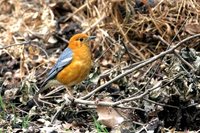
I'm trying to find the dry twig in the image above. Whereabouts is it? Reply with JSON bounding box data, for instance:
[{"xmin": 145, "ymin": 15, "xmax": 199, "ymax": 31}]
[{"xmin": 81, "ymin": 34, "xmax": 200, "ymax": 100}]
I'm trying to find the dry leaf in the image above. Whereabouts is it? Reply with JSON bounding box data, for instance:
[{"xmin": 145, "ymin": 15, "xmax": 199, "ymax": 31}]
[
  {"xmin": 62, "ymin": 122, "xmax": 73, "ymax": 130},
  {"xmin": 97, "ymin": 105, "xmax": 125, "ymax": 128},
  {"xmin": 185, "ymin": 23, "xmax": 200, "ymax": 35},
  {"xmin": 4, "ymin": 88, "xmax": 18, "ymax": 99},
  {"xmin": 96, "ymin": 98, "xmax": 128, "ymax": 128}
]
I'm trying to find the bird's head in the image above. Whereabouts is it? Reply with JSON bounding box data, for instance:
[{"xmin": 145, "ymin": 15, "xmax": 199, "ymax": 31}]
[{"xmin": 68, "ymin": 33, "xmax": 95, "ymax": 49}]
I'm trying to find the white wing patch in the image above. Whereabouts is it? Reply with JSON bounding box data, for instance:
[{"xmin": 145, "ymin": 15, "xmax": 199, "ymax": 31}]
[{"xmin": 60, "ymin": 57, "xmax": 72, "ymax": 64}]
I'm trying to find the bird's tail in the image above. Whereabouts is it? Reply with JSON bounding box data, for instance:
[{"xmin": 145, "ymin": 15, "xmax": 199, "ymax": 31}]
[{"xmin": 34, "ymin": 79, "xmax": 61, "ymax": 98}]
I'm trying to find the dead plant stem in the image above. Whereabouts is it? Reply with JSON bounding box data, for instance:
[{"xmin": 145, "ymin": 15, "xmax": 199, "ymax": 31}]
[{"xmin": 80, "ymin": 34, "xmax": 200, "ymax": 100}]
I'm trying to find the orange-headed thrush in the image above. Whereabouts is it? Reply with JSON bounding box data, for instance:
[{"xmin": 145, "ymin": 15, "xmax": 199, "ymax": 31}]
[{"xmin": 36, "ymin": 33, "xmax": 95, "ymax": 96}]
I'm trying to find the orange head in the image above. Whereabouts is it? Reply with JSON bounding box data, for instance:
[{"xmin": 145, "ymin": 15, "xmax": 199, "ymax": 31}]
[{"xmin": 68, "ymin": 33, "xmax": 95, "ymax": 49}]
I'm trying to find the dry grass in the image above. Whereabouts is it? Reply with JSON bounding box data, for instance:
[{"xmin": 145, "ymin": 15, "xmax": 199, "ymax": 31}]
[{"xmin": 0, "ymin": 0, "xmax": 200, "ymax": 132}]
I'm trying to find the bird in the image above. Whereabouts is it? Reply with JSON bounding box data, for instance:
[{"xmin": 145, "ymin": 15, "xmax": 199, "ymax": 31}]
[{"xmin": 34, "ymin": 33, "xmax": 95, "ymax": 100}]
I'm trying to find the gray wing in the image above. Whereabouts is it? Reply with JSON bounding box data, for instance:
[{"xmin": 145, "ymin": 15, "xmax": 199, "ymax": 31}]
[{"xmin": 41, "ymin": 48, "xmax": 73, "ymax": 87}]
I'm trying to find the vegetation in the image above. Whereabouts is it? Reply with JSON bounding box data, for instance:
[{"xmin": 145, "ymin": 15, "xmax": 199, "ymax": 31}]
[{"xmin": 0, "ymin": 0, "xmax": 200, "ymax": 132}]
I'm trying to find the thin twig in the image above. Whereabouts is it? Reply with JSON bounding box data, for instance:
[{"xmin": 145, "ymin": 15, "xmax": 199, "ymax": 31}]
[
  {"xmin": 83, "ymin": 14, "xmax": 106, "ymax": 33},
  {"xmin": 30, "ymin": 43, "xmax": 49, "ymax": 78},
  {"xmin": 0, "ymin": 41, "xmax": 50, "ymax": 79},
  {"xmin": 121, "ymin": 40, "xmax": 134, "ymax": 62},
  {"xmin": 51, "ymin": 103, "xmax": 66, "ymax": 123},
  {"xmin": 64, "ymin": 0, "xmax": 96, "ymax": 22},
  {"xmin": 111, "ymin": 72, "xmax": 183, "ymax": 107},
  {"xmin": 155, "ymin": 35, "xmax": 195, "ymax": 72},
  {"xmin": 80, "ymin": 34, "xmax": 200, "ymax": 100},
  {"xmin": 143, "ymin": 98, "xmax": 178, "ymax": 109},
  {"xmin": 174, "ymin": 51, "xmax": 196, "ymax": 72},
  {"xmin": 69, "ymin": 72, "xmax": 183, "ymax": 108},
  {"xmin": 0, "ymin": 41, "xmax": 30, "ymax": 49}
]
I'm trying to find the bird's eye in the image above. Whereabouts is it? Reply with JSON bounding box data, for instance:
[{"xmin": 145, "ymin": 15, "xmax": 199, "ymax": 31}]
[{"xmin": 79, "ymin": 38, "xmax": 84, "ymax": 42}]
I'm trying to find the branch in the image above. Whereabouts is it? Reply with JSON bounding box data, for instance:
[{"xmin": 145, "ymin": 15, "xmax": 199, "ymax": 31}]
[
  {"xmin": 155, "ymin": 35, "xmax": 196, "ymax": 72},
  {"xmin": 69, "ymin": 71, "xmax": 183, "ymax": 109},
  {"xmin": 81, "ymin": 34, "xmax": 200, "ymax": 100}
]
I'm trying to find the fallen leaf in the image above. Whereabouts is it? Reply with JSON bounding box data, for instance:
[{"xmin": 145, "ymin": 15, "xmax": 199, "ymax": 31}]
[
  {"xmin": 185, "ymin": 23, "xmax": 200, "ymax": 35},
  {"xmin": 96, "ymin": 98, "xmax": 127, "ymax": 128},
  {"xmin": 4, "ymin": 88, "xmax": 18, "ymax": 99},
  {"xmin": 97, "ymin": 105, "xmax": 124, "ymax": 128}
]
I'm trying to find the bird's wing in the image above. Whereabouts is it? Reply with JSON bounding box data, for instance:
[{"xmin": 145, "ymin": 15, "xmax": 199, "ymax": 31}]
[{"xmin": 41, "ymin": 48, "xmax": 73, "ymax": 87}]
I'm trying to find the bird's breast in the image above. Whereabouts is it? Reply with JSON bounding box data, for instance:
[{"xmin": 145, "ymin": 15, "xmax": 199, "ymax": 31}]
[{"xmin": 56, "ymin": 45, "xmax": 92, "ymax": 86}]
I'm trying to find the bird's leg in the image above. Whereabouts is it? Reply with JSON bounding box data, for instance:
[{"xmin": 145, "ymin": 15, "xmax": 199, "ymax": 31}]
[{"xmin": 65, "ymin": 86, "xmax": 74, "ymax": 98}]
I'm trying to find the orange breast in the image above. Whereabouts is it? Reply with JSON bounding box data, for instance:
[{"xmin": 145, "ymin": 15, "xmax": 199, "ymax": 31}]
[{"xmin": 56, "ymin": 44, "xmax": 92, "ymax": 86}]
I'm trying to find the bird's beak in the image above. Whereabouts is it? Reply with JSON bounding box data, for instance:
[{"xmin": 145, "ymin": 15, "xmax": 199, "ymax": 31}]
[{"xmin": 88, "ymin": 36, "xmax": 96, "ymax": 40}]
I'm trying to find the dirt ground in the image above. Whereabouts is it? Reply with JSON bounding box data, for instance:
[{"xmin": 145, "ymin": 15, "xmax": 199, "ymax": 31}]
[{"xmin": 0, "ymin": 0, "xmax": 200, "ymax": 132}]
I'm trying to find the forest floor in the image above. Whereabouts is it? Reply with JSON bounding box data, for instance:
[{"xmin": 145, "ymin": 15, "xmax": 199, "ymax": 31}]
[{"xmin": 0, "ymin": 0, "xmax": 200, "ymax": 132}]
